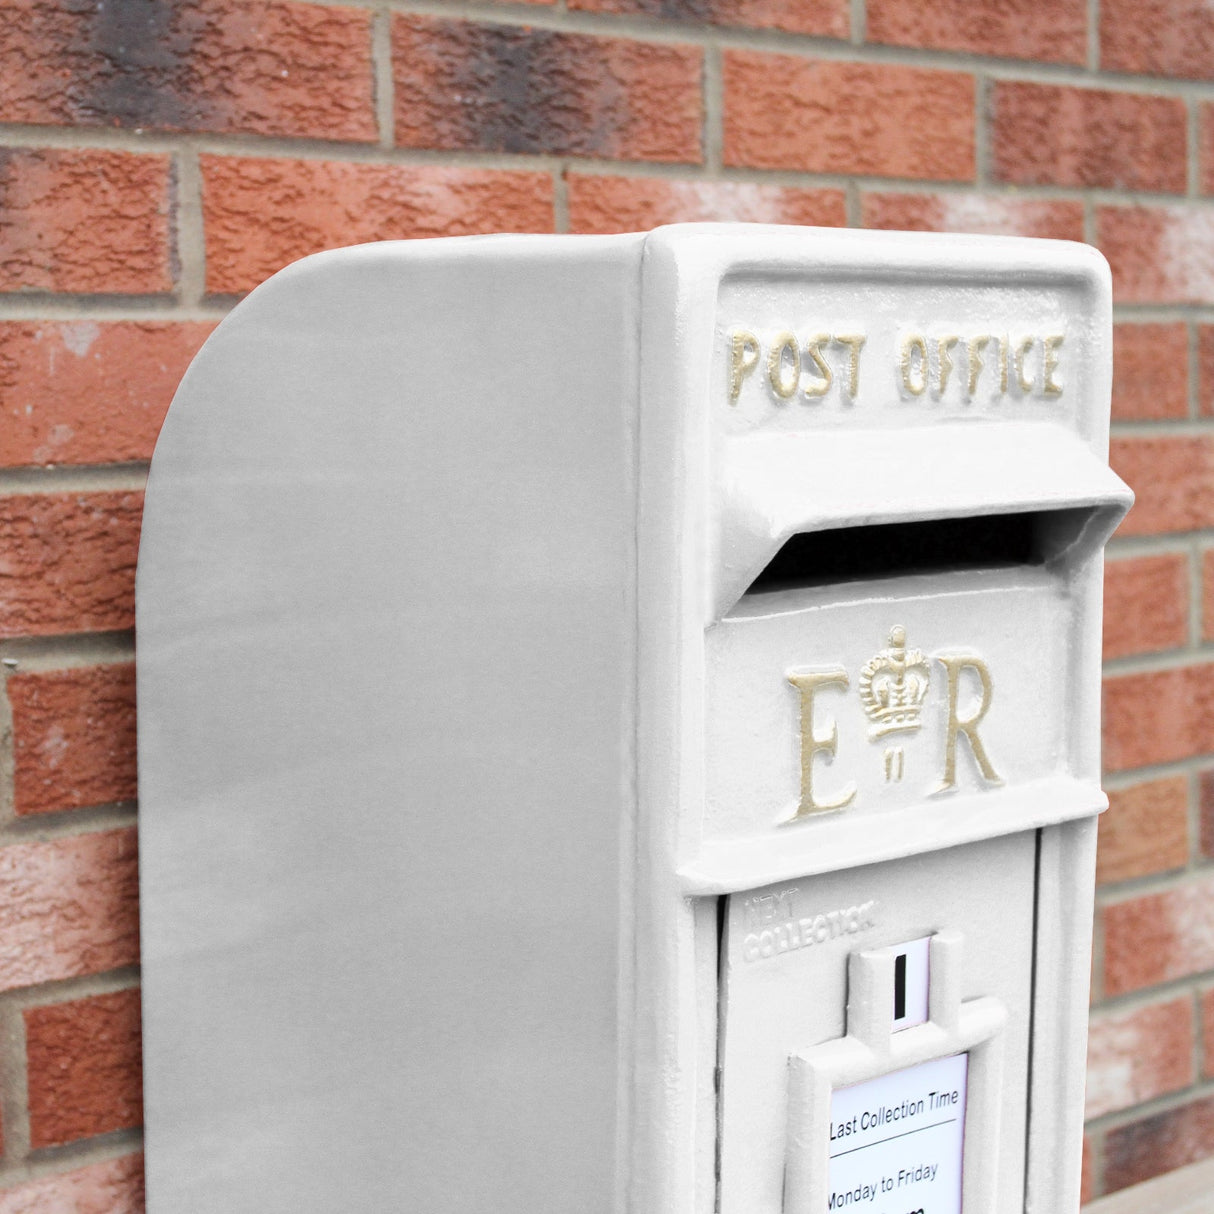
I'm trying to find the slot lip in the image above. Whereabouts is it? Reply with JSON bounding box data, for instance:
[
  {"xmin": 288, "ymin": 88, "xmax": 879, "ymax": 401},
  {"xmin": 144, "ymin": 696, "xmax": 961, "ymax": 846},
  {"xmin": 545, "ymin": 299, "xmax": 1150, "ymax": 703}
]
[
  {"xmin": 709, "ymin": 421, "xmax": 1132, "ymax": 621},
  {"xmin": 738, "ymin": 507, "xmax": 1090, "ymax": 601}
]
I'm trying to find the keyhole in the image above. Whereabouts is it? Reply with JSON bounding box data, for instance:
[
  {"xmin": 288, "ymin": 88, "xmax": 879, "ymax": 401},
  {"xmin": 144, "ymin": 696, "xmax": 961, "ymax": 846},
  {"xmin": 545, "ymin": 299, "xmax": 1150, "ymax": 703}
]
[{"xmin": 894, "ymin": 952, "xmax": 907, "ymax": 1021}]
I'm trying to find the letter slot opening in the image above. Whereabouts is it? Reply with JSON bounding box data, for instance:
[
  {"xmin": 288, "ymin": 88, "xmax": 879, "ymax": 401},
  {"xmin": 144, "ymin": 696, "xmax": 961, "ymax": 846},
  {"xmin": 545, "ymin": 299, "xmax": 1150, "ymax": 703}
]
[{"xmin": 743, "ymin": 506, "xmax": 1102, "ymax": 597}]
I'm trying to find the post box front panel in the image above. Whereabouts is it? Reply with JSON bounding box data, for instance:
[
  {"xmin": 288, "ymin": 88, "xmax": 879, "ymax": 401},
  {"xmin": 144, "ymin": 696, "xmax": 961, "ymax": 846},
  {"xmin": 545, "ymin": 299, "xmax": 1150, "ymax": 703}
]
[
  {"xmin": 703, "ymin": 567, "xmax": 1067, "ymax": 844},
  {"xmin": 717, "ymin": 831, "xmax": 1035, "ymax": 1214}
]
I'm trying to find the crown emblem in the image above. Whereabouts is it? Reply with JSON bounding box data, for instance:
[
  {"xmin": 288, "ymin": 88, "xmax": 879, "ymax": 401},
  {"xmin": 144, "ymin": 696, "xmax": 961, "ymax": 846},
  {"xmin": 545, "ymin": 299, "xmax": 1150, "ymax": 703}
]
[{"xmin": 858, "ymin": 625, "xmax": 931, "ymax": 739}]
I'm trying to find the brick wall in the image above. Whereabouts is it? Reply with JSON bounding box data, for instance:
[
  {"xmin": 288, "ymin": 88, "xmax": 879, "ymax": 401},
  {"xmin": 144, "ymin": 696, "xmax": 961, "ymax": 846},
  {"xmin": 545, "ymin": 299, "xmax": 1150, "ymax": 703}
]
[{"xmin": 0, "ymin": 0, "xmax": 1208, "ymax": 1205}]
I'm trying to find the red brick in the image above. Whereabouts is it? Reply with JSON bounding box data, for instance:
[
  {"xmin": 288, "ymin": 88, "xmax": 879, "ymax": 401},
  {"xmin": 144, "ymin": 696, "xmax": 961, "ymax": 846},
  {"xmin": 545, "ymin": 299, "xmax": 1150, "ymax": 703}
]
[
  {"xmin": 393, "ymin": 17, "xmax": 702, "ymax": 163},
  {"xmin": 26, "ymin": 988, "xmax": 143, "ymax": 1149},
  {"xmin": 1098, "ymin": 776, "xmax": 1190, "ymax": 884},
  {"xmin": 1081, "ymin": 1135, "xmax": 1095, "ymax": 1205},
  {"xmin": 1104, "ymin": 873, "xmax": 1214, "ymax": 994},
  {"xmin": 1103, "ymin": 553, "xmax": 1188, "ymax": 659},
  {"xmin": 1110, "ymin": 436, "xmax": 1214, "ymax": 536},
  {"xmin": 0, "ymin": 0, "xmax": 374, "ymax": 141},
  {"xmin": 1086, "ymin": 995, "xmax": 1193, "ymax": 1118},
  {"xmin": 568, "ymin": 175, "xmax": 846, "ymax": 234},
  {"xmin": 1098, "ymin": 205, "xmax": 1214, "ymax": 304},
  {"xmin": 861, "ymin": 192, "xmax": 1083, "ymax": 240},
  {"xmin": 1103, "ymin": 663, "xmax": 1214, "ymax": 772},
  {"xmin": 723, "ymin": 53, "xmax": 974, "ymax": 179},
  {"xmin": 1202, "ymin": 987, "xmax": 1214, "ymax": 1076},
  {"xmin": 0, "ymin": 828, "xmax": 139, "ymax": 993},
  {"xmin": 1205, "ymin": 551, "xmax": 1214, "ymax": 641},
  {"xmin": 1201, "ymin": 325, "xmax": 1214, "ymax": 414},
  {"xmin": 868, "ymin": 0, "xmax": 1085, "ymax": 63},
  {"xmin": 568, "ymin": 0, "xmax": 848, "ymax": 36},
  {"xmin": 992, "ymin": 84, "xmax": 1186, "ymax": 193},
  {"xmin": 0, "ymin": 321, "xmax": 212, "ymax": 468},
  {"xmin": 0, "ymin": 149, "xmax": 170, "ymax": 295},
  {"xmin": 9, "ymin": 664, "xmax": 137, "ymax": 817},
  {"xmin": 1113, "ymin": 323, "xmax": 1189, "ymax": 421},
  {"xmin": 1102, "ymin": 0, "xmax": 1214, "ymax": 81},
  {"xmin": 0, "ymin": 491, "xmax": 142, "ymax": 637},
  {"xmin": 1103, "ymin": 1095, "xmax": 1214, "ymax": 1193},
  {"xmin": 1199, "ymin": 767, "xmax": 1214, "ymax": 856},
  {"xmin": 201, "ymin": 156, "xmax": 554, "ymax": 296},
  {"xmin": 0, "ymin": 1154, "xmax": 144, "ymax": 1214}
]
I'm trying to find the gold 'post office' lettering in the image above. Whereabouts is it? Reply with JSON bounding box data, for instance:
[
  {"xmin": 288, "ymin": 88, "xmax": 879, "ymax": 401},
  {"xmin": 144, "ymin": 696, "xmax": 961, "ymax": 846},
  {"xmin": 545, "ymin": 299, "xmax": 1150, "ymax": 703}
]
[
  {"xmin": 900, "ymin": 335, "xmax": 929, "ymax": 396},
  {"xmin": 729, "ymin": 329, "xmax": 760, "ymax": 404},
  {"xmin": 934, "ymin": 655, "xmax": 1002, "ymax": 793},
  {"xmin": 786, "ymin": 669, "xmax": 856, "ymax": 821},
  {"xmin": 768, "ymin": 332, "xmax": 801, "ymax": 400},
  {"xmin": 834, "ymin": 334, "xmax": 866, "ymax": 399},
  {"xmin": 804, "ymin": 334, "xmax": 833, "ymax": 397},
  {"xmin": 1043, "ymin": 334, "xmax": 1064, "ymax": 395}
]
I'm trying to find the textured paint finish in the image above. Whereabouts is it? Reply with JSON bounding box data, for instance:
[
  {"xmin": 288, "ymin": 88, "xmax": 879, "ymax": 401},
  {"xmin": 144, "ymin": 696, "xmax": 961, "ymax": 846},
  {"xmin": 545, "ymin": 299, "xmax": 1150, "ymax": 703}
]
[
  {"xmin": 0, "ymin": 0, "xmax": 375, "ymax": 140},
  {"xmin": 0, "ymin": 149, "xmax": 170, "ymax": 295},
  {"xmin": 10, "ymin": 664, "xmax": 138, "ymax": 817},
  {"xmin": 867, "ymin": 0, "xmax": 1086, "ymax": 62},
  {"xmin": 0, "ymin": 492, "xmax": 142, "ymax": 637},
  {"xmin": 992, "ymin": 84, "xmax": 1187, "ymax": 193},
  {"xmin": 394, "ymin": 16, "xmax": 702, "ymax": 161},
  {"xmin": 25, "ymin": 988, "xmax": 143, "ymax": 1148},
  {"xmin": 201, "ymin": 157, "xmax": 554, "ymax": 294},
  {"xmin": 568, "ymin": 0, "xmax": 849, "ymax": 36},
  {"xmin": 0, "ymin": 829, "xmax": 139, "ymax": 994},
  {"xmin": 568, "ymin": 174, "xmax": 846, "ymax": 234},
  {"xmin": 722, "ymin": 53, "xmax": 975, "ymax": 178},
  {"xmin": 0, "ymin": 321, "xmax": 214, "ymax": 467}
]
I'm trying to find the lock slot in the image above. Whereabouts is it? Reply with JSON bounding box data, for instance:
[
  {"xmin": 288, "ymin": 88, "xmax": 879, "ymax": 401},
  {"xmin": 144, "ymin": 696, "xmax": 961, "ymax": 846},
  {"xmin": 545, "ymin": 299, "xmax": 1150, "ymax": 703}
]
[{"xmin": 743, "ymin": 507, "xmax": 1093, "ymax": 597}]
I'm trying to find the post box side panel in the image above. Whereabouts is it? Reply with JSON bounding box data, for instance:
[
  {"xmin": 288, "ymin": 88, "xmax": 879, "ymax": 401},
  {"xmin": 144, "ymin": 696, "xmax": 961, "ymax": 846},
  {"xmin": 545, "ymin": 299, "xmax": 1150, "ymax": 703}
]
[{"xmin": 136, "ymin": 237, "xmax": 644, "ymax": 1214}]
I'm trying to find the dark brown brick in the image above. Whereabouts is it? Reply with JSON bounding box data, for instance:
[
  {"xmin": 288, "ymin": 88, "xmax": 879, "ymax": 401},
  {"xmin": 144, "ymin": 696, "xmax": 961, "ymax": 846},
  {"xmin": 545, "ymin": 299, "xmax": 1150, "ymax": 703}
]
[
  {"xmin": 0, "ymin": 0, "xmax": 375, "ymax": 140},
  {"xmin": 568, "ymin": 0, "xmax": 848, "ymax": 36},
  {"xmin": 1104, "ymin": 1095, "xmax": 1214, "ymax": 1192},
  {"xmin": 393, "ymin": 16, "xmax": 702, "ymax": 163}
]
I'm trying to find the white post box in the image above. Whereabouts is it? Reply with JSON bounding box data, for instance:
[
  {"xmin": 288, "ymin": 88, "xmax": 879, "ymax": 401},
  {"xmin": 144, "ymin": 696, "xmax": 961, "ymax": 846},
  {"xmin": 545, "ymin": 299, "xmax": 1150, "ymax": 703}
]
[{"xmin": 137, "ymin": 226, "xmax": 1130, "ymax": 1214}]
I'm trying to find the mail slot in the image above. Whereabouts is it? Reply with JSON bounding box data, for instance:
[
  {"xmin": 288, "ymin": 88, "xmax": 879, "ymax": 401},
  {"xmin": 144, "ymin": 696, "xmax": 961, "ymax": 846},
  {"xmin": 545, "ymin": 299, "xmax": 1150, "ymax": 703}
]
[{"xmin": 136, "ymin": 226, "xmax": 1130, "ymax": 1214}]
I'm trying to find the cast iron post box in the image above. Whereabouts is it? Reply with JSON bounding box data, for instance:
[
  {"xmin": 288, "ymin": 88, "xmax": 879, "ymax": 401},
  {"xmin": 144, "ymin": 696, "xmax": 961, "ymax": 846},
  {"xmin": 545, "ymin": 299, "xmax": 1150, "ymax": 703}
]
[{"xmin": 137, "ymin": 226, "xmax": 1130, "ymax": 1214}]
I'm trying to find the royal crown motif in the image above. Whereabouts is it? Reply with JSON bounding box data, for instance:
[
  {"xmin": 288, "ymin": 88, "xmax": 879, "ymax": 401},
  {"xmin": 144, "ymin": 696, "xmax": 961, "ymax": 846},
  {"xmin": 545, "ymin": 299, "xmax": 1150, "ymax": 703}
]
[{"xmin": 858, "ymin": 625, "xmax": 931, "ymax": 739}]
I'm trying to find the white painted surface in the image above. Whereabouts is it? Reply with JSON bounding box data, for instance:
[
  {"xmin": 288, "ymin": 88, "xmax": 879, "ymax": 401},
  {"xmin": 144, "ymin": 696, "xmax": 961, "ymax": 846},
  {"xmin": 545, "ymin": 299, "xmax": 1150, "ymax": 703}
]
[{"xmin": 138, "ymin": 226, "xmax": 1128, "ymax": 1214}]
